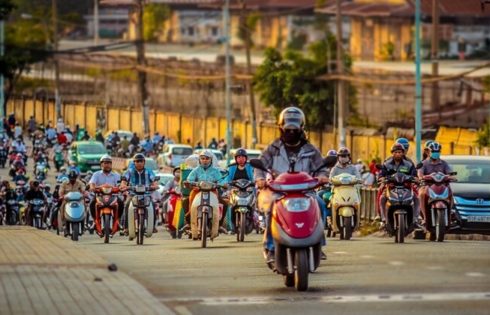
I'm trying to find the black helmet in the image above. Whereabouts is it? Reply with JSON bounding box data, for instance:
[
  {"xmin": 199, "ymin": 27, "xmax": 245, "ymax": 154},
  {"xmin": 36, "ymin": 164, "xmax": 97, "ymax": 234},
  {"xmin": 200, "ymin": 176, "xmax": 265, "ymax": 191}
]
[
  {"xmin": 68, "ymin": 170, "xmax": 78, "ymax": 180},
  {"xmin": 133, "ymin": 153, "xmax": 145, "ymax": 161},
  {"xmin": 337, "ymin": 147, "xmax": 351, "ymax": 157},
  {"xmin": 391, "ymin": 143, "xmax": 405, "ymax": 153},
  {"xmin": 235, "ymin": 148, "xmax": 247, "ymax": 158},
  {"xmin": 278, "ymin": 107, "xmax": 305, "ymax": 130}
]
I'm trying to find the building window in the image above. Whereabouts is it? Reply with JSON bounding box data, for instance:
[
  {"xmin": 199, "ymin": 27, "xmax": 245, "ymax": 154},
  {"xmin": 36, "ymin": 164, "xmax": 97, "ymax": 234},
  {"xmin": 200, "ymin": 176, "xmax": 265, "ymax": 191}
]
[
  {"xmin": 211, "ymin": 27, "xmax": 218, "ymax": 36},
  {"xmin": 188, "ymin": 27, "xmax": 194, "ymax": 36}
]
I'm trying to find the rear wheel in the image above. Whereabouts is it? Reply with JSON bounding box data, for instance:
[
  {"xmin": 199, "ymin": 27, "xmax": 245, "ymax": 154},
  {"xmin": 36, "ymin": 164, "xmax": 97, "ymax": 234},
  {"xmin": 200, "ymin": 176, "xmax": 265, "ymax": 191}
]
[
  {"xmin": 436, "ymin": 209, "xmax": 446, "ymax": 242},
  {"xmin": 103, "ymin": 214, "xmax": 111, "ymax": 244},
  {"xmin": 294, "ymin": 249, "xmax": 309, "ymax": 291},
  {"xmin": 137, "ymin": 213, "xmax": 145, "ymax": 245},
  {"xmin": 396, "ymin": 213, "xmax": 405, "ymax": 244},
  {"xmin": 343, "ymin": 216, "xmax": 352, "ymax": 240},
  {"xmin": 71, "ymin": 222, "xmax": 79, "ymax": 241},
  {"xmin": 201, "ymin": 212, "xmax": 208, "ymax": 248}
]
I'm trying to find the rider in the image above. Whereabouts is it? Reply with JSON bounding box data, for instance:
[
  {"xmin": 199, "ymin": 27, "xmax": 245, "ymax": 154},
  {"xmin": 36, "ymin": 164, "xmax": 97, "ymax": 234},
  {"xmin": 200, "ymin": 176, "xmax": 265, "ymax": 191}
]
[
  {"xmin": 377, "ymin": 143, "xmax": 417, "ymax": 225},
  {"xmin": 186, "ymin": 150, "xmax": 226, "ymax": 241},
  {"xmin": 417, "ymin": 141, "xmax": 455, "ymax": 223},
  {"xmin": 329, "ymin": 147, "xmax": 361, "ymax": 179},
  {"xmin": 58, "ymin": 170, "xmax": 86, "ymax": 235},
  {"xmin": 1, "ymin": 181, "xmax": 19, "ymax": 224},
  {"xmin": 422, "ymin": 140, "xmax": 434, "ymax": 161},
  {"xmin": 120, "ymin": 153, "xmax": 159, "ymax": 236},
  {"xmin": 226, "ymin": 148, "xmax": 254, "ymax": 233},
  {"xmin": 89, "ymin": 155, "xmax": 123, "ymax": 233},
  {"xmin": 255, "ymin": 107, "xmax": 329, "ymax": 262},
  {"xmin": 24, "ymin": 180, "xmax": 48, "ymax": 227}
]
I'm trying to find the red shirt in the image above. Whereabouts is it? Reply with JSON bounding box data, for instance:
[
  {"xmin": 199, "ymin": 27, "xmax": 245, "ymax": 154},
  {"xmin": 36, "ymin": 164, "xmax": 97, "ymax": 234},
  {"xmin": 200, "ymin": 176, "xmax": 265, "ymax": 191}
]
[{"xmin": 57, "ymin": 133, "xmax": 67, "ymax": 144}]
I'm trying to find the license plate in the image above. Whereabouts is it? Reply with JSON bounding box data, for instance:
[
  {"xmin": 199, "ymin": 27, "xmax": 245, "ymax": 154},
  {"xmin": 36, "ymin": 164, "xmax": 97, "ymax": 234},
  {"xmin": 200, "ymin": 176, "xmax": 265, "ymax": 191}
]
[
  {"xmin": 467, "ymin": 216, "xmax": 490, "ymax": 223},
  {"xmin": 237, "ymin": 199, "xmax": 248, "ymax": 206}
]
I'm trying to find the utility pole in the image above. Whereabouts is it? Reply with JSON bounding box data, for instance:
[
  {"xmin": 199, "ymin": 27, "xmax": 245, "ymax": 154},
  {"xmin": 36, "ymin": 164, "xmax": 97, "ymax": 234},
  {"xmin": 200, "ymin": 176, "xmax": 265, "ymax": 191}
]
[
  {"xmin": 0, "ymin": 19, "xmax": 4, "ymax": 134},
  {"xmin": 431, "ymin": 0, "xmax": 440, "ymax": 118},
  {"xmin": 52, "ymin": 0, "xmax": 61, "ymax": 119},
  {"xmin": 240, "ymin": 0, "xmax": 258, "ymax": 149},
  {"xmin": 224, "ymin": 0, "xmax": 232, "ymax": 163},
  {"xmin": 415, "ymin": 0, "xmax": 423, "ymax": 162},
  {"xmin": 135, "ymin": 0, "xmax": 150, "ymax": 135},
  {"xmin": 94, "ymin": 0, "xmax": 100, "ymax": 45},
  {"xmin": 336, "ymin": 0, "xmax": 346, "ymax": 147}
]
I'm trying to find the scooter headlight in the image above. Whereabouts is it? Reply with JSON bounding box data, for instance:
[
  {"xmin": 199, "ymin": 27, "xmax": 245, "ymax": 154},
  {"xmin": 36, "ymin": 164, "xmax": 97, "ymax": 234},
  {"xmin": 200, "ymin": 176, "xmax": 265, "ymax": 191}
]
[{"xmin": 282, "ymin": 198, "xmax": 310, "ymax": 212}]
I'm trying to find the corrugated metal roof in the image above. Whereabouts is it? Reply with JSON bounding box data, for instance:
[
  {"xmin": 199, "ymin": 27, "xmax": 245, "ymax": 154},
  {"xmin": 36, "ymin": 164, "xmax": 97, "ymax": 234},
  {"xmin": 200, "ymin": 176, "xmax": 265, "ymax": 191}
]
[{"xmin": 316, "ymin": 0, "xmax": 490, "ymax": 18}]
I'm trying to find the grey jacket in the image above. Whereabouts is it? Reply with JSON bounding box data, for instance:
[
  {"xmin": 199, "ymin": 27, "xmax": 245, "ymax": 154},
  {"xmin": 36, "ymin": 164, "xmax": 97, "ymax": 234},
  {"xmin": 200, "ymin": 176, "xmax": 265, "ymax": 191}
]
[
  {"xmin": 254, "ymin": 139, "xmax": 327, "ymax": 180},
  {"xmin": 329, "ymin": 163, "xmax": 361, "ymax": 179}
]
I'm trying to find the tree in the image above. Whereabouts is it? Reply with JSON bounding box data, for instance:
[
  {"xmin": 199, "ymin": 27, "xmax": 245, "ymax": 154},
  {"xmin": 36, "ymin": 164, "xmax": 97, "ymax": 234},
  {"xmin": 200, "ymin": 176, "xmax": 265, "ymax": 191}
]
[
  {"xmin": 476, "ymin": 120, "xmax": 490, "ymax": 148},
  {"xmin": 143, "ymin": 3, "xmax": 170, "ymax": 42},
  {"xmin": 253, "ymin": 36, "xmax": 358, "ymax": 131}
]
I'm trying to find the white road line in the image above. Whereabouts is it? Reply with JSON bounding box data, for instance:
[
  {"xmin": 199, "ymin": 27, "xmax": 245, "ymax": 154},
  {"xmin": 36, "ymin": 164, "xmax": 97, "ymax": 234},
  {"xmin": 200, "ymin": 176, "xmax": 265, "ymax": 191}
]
[
  {"xmin": 388, "ymin": 261, "xmax": 405, "ymax": 266},
  {"xmin": 160, "ymin": 292, "xmax": 490, "ymax": 306},
  {"xmin": 360, "ymin": 255, "xmax": 374, "ymax": 259},
  {"xmin": 426, "ymin": 266, "xmax": 444, "ymax": 270},
  {"xmin": 332, "ymin": 251, "xmax": 348, "ymax": 255},
  {"xmin": 174, "ymin": 306, "xmax": 193, "ymax": 315},
  {"xmin": 465, "ymin": 272, "xmax": 486, "ymax": 277}
]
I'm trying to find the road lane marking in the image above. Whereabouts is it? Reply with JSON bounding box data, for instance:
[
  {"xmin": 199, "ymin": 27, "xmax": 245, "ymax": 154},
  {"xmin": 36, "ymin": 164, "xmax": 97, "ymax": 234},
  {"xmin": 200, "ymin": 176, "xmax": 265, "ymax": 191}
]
[
  {"xmin": 159, "ymin": 292, "xmax": 490, "ymax": 305},
  {"xmin": 465, "ymin": 272, "xmax": 486, "ymax": 277},
  {"xmin": 360, "ymin": 255, "xmax": 374, "ymax": 259},
  {"xmin": 388, "ymin": 261, "xmax": 405, "ymax": 266},
  {"xmin": 174, "ymin": 306, "xmax": 193, "ymax": 315},
  {"xmin": 332, "ymin": 251, "xmax": 348, "ymax": 255},
  {"xmin": 426, "ymin": 266, "xmax": 444, "ymax": 270}
]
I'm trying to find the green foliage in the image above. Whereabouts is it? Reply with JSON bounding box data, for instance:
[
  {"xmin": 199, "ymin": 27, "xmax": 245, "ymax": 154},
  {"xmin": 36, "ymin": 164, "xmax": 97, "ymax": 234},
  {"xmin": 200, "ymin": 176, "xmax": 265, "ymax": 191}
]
[
  {"xmin": 237, "ymin": 11, "xmax": 260, "ymax": 48},
  {"xmin": 476, "ymin": 121, "xmax": 490, "ymax": 148},
  {"xmin": 143, "ymin": 3, "xmax": 170, "ymax": 42}
]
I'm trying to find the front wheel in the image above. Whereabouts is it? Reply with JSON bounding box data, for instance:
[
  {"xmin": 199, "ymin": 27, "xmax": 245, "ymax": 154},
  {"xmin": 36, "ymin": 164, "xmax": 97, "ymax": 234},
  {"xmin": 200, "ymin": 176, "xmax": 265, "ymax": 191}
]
[
  {"xmin": 238, "ymin": 212, "xmax": 246, "ymax": 242},
  {"xmin": 294, "ymin": 249, "xmax": 309, "ymax": 291},
  {"xmin": 436, "ymin": 209, "xmax": 446, "ymax": 242},
  {"xmin": 137, "ymin": 213, "xmax": 145, "ymax": 245},
  {"xmin": 395, "ymin": 213, "xmax": 406, "ymax": 244},
  {"xmin": 201, "ymin": 212, "xmax": 208, "ymax": 248},
  {"xmin": 103, "ymin": 214, "xmax": 111, "ymax": 244},
  {"xmin": 71, "ymin": 222, "xmax": 79, "ymax": 241},
  {"xmin": 341, "ymin": 216, "xmax": 353, "ymax": 240}
]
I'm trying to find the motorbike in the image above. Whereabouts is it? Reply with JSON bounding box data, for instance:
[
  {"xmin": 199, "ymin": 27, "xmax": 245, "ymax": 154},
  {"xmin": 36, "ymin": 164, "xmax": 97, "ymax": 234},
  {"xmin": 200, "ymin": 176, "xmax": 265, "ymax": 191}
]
[
  {"xmin": 0, "ymin": 145, "xmax": 7, "ymax": 168},
  {"xmin": 62, "ymin": 192, "xmax": 86, "ymax": 241},
  {"xmin": 127, "ymin": 184, "xmax": 156, "ymax": 245},
  {"xmin": 328, "ymin": 173, "xmax": 361, "ymax": 240},
  {"xmin": 421, "ymin": 172, "xmax": 457, "ymax": 242},
  {"xmin": 5, "ymin": 199, "xmax": 20, "ymax": 225},
  {"xmin": 54, "ymin": 151, "xmax": 64, "ymax": 172},
  {"xmin": 95, "ymin": 185, "xmax": 120, "ymax": 243},
  {"xmin": 228, "ymin": 179, "xmax": 257, "ymax": 242},
  {"xmin": 34, "ymin": 162, "xmax": 49, "ymax": 182},
  {"xmin": 185, "ymin": 181, "xmax": 226, "ymax": 248},
  {"xmin": 382, "ymin": 172, "xmax": 418, "ymax": 243},
  {"xmin": 29, "ymin": 199, "xmax": 46, "ymax": 229},
  {"xmin": 163, "ymin": 187, "xmax": 183, "ymax": 239},
  {"xmin": 317, "ymin": 183, "xmax": 333, "ymax": 232},
  {"xmin": 250, "ymin": 156, "xmax": 334, "ymax": 292}
]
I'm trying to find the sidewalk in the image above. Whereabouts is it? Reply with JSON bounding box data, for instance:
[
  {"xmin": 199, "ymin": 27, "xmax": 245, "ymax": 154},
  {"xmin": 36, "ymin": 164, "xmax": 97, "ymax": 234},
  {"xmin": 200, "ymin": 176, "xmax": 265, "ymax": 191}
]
[{"xmin": 0, "ymin": 226, "xmax": 174, "ymax": 315}]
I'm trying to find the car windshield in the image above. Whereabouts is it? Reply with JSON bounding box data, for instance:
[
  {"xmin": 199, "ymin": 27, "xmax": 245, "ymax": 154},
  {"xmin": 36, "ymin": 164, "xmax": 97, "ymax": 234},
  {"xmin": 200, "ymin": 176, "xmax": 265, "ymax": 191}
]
[
  {"xmin": 159, "ymin": 176, "xmax": 174, "ymax": 186},
  {"xmin": 145, "ymin": 159, "xmax": 158, "ymax": 171},
  {"xmin": 248, "ymin": 153, "xmax": 261, "ymax": 159},
  {"xmin": 78, "ymin": 144, "xmax": 106, "ymax": 155},
  {"xmin": 172, "ymin": 147, "xmax": 193, "ymax": 155},
  {"xmin": 214, "ymin": 152, "xmax": 224, "ymax": 160},
  {"xmin": 449, "ymin": 162, "xmax": 490, "ymax": 184}
]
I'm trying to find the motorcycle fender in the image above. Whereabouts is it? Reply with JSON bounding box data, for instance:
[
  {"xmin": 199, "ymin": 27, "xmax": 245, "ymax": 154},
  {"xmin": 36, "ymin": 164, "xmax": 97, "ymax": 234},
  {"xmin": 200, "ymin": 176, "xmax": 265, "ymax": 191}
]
[
  {"xmin": 339, "ymin": 206, "xmax": 354, "ymax": 217},
  {"xmin": 101, "ymin": 207, "xmax": 112, "ymax": 215}
]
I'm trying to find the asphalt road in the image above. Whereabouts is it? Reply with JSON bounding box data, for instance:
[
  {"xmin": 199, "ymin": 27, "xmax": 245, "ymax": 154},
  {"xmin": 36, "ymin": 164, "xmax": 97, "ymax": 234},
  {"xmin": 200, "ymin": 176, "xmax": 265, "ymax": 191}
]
[{"xmin": 3, "ymin": 157, "xmax": 490, "ymax": 315}]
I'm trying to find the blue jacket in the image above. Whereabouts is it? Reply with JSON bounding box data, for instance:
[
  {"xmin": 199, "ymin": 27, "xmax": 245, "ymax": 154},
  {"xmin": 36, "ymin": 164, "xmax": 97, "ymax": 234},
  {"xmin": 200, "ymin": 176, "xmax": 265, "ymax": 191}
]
[
  {"xmin": 123, "ymin": 168, "xmax": 155, "ymax": 186},
  {"xmin": 187, "ymin": 165, "xmax": 224, "ymax": 184},
  {"xmin": 226, "ymin": 163, "xmax": 254, "ymax": 183}
]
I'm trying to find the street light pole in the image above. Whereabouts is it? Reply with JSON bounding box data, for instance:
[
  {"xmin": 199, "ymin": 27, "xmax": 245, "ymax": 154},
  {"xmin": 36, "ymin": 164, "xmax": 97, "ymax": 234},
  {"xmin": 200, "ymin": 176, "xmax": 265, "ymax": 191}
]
[
  {"xmin": 0, "ymin": 20, "xmax": 4, "ymax": 134},
  {"xmin": 224, "ymin": 0, "xmax": 232, "ymax": 163},
  {"xmin": 415, "ymin": 0, "xmax": 423, "ymax": 162},
  {"xmin": 336, "ymin": 0, "xmax": 346, "ymax": 148},
  {"xmin": 136, "ymin": 0, "xmax": 149, "ymax": 135},
  {"xmin": 52, "ymin": 0, "xmax": 61, "ymax": 119},
  {"xmin": 94, "ymin": 0, "xmax": 100, "ymax": 45}
]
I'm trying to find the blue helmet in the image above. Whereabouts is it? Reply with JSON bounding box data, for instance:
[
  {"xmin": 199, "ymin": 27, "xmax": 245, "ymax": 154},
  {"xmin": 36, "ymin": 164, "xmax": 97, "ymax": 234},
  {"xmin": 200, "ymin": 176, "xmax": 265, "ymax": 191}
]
[
  {"xmin": 327, "ymin": 149, "xmax": 337, "ymax": 157},
  {"xmin": 395, "ymin": 137, "xmax": 409, "ymax": 151}
]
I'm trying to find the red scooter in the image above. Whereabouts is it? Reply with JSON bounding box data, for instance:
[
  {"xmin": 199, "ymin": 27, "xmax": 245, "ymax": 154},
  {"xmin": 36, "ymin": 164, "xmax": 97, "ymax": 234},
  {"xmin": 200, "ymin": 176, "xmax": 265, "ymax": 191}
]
[
  {"xmin": 421, "ymin": 171, "xmax": 457, "ymax": 242},
  {"xmin": 94, "ymin": 184, "xmax": 120, "ymax": 243},
  {"xmin": 250, "ymin": 156, "xmax": 335, "ymax": 291}
]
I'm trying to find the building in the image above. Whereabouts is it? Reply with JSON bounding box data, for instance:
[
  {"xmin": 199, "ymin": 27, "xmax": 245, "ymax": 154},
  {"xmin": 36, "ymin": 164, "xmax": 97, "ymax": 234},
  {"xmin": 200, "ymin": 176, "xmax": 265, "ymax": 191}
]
[
  {"xmin": 85, "ymin": 6, "xmax": 130, "ymax": 38},
  {"xmin": 317, "ymin": 0, "xmax": 490, "ymax": 61}
]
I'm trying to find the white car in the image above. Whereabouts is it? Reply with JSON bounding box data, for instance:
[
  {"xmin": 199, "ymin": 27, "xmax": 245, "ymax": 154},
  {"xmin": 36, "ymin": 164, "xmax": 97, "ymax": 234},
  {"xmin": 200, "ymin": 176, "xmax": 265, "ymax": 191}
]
[{"xmin": 157, "ymin": 144, "xmax": 194, "ymax": 168}]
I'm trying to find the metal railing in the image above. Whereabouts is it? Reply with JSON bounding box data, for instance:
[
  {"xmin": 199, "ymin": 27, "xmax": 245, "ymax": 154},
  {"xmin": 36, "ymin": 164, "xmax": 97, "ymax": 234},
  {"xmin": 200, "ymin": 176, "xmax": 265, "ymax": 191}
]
[{"xmin": 359, "ymin": 187, "xmax": 379, "ymax": 222}]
